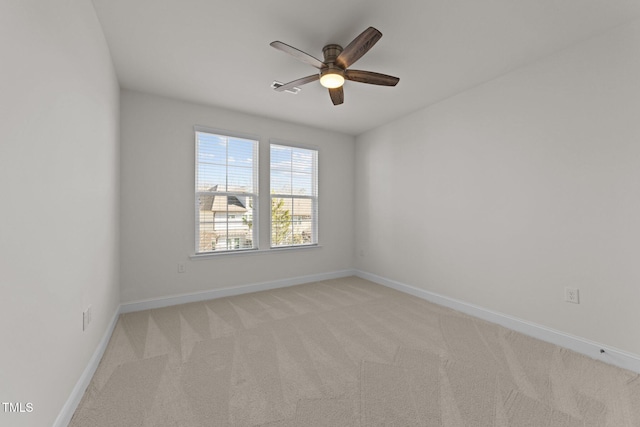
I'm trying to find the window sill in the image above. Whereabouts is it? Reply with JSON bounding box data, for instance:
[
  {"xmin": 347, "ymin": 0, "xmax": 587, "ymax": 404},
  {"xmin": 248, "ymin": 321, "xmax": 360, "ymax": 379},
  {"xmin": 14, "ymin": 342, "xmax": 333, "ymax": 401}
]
[{"xmin": 190, "ymin": 244, "xmax": 322, "ymax": 260}]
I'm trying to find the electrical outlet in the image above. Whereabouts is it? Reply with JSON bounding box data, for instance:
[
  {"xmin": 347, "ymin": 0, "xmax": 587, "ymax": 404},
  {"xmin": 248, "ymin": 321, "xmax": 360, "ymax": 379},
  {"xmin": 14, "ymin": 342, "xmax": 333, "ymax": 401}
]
[
  {"xmin": 178, "ymin": 263, "xmax": 186, "ymax": 273},
  {"xmin": 83, "ymin": 310, "xmax": 88, "ymax": 331},
  {"xmin": 565, "ymin": 287, "xmax": 580, "ymax": 304},
  {"xmin": 83, "ymin": 305, "xmax": 93, "ymax": 331}
]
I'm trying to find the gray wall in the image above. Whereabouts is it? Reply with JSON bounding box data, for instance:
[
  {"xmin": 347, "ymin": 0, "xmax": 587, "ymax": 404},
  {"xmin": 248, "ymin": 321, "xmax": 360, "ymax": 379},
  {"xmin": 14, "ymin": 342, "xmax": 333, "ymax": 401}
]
[
  {"xmin": 0, "ymin": 0, "xmax": 120, "ymax": 426},
  {"xmin": 4, "ymin": 3, "xmax": 640, "ymax": 424},
  {"xmin": 119, "ymin": 90, "xmax": 356, "ymax": 303},
  {"xmin": 355, "ymin": 19, "xmax": 640, "ymax": 356}
]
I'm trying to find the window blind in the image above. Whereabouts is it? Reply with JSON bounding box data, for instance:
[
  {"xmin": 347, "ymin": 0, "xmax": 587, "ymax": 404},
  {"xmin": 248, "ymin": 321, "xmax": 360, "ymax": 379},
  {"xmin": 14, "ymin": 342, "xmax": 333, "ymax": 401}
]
[
  {"xmin": 270, "ymin": 143, "xmax": 318, "ymax": 247},
  {"xmin": 195, "ymin": 130, "xmax": 258, "ymax": 253}
]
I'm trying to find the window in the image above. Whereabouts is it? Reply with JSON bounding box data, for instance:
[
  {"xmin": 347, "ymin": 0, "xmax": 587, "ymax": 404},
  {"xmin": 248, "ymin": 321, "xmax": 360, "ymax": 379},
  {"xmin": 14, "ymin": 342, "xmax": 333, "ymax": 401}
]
[
  {"xmin": 270, "ymin": 143, "xmax": 318, "ymax": 247},
  {"xmin": 195, "ymin": 129, "xmax": 258, "ymax": 253}
]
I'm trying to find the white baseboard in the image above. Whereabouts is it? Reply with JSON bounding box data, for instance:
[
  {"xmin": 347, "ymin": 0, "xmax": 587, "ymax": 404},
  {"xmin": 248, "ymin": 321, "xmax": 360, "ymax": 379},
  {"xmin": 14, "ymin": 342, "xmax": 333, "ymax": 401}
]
[
  {"xmin": 52, "ymin": 307, "xmax": 120, "ymax": 427},
  {"xmin": 355, "ymin": 269, "xmax": 640, "ymax": 374},
  {"xmin": 120, "ymin": 269, "xmax": 356, "ymax": 313},
  {"xmin": 55, "ymin": 267, "xmax": 639, "ymax": 426}
]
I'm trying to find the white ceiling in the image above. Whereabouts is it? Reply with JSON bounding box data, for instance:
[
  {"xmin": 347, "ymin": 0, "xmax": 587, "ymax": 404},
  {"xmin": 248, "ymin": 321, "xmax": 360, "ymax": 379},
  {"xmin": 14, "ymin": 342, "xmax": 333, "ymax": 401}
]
[{"xmin": 91, "ymin": 0, "xmax": 640, "ymax": 136}]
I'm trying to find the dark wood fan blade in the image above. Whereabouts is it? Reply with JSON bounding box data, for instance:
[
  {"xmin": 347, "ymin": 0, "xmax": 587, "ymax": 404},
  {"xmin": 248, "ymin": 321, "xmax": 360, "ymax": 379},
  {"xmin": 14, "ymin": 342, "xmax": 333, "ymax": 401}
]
[
  {"xmin": 345, "ymin": 70, "xmax": 399, "ymax": 86},
  {"xmin": 270, "ymin": 41, "xmax": 325, "ymax": 69},
  {"xmin": 274, "ymin": 74, "xmax": 320, "ymax": 92},
  {"xmin": 335, "ymin": 27, "xmax": 382, "ymax": 69},
  {"xmin": 329, "ymin": 87, "xmax": 344, "ymax": 105}
]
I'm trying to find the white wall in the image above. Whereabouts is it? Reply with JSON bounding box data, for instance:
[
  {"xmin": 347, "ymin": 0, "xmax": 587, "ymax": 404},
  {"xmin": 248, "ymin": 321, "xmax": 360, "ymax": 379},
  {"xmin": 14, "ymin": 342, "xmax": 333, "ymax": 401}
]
[
  {"xmin": 120, "ymin": 90, "xmax": 355, "ymax": 303},
  {"xmin": 0, "ymin": 1, "xmax": 120, "ymax": 426},
  {"xmin": 355, "ymin": 20, "xmax": 640, "ymax": 356}
]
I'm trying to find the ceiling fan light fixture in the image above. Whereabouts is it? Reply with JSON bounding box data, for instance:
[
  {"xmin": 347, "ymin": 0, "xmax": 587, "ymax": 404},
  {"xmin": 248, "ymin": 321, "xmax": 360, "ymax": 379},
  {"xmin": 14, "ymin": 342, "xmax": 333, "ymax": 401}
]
[{"xmin": 320, "ymin": 72, "xmax": 345, "ymax": 89}]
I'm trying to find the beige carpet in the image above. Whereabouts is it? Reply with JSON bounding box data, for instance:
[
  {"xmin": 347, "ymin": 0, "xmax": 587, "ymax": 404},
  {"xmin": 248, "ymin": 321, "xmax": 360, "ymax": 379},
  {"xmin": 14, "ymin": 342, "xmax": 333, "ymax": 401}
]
[{"xmin": 69, "ymin": 277, "xmax": 640, "ymax": 426}]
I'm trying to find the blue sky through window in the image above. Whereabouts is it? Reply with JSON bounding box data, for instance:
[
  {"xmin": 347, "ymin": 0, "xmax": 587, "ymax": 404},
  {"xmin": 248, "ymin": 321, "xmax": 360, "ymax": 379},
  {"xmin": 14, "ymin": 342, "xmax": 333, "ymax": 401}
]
[
  {"xmin": 270, "ymin": 144, "xmax": 315, "ymax": 196},
  {"xmin": 196, "ymin": 132, "xmax": 256, "ymax": 193}
]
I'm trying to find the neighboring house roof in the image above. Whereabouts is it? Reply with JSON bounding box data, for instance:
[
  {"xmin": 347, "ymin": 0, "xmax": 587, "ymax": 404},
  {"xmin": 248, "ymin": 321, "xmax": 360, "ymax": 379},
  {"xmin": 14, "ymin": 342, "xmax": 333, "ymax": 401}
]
[
  {"xmin": 211, "ymin": 195, "xmax": 247, "ymax": 213},
  {"xmin": 199, "ymin": 186, "xmax": 314, "ymax": 217},
  {"xmin": 199, "ymin": 185, "xmax": 249, "ymax": 213}
]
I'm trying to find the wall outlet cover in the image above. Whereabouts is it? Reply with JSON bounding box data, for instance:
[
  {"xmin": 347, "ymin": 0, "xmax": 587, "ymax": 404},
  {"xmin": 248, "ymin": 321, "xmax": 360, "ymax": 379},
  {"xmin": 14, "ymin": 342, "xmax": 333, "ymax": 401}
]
[
  {"xmin": 565, "ymin": 287, "xmax": 580, "ymax": 304},
  {"xmin": 83, "ymin": 311, "xmax": 88, "ymax": 331}
]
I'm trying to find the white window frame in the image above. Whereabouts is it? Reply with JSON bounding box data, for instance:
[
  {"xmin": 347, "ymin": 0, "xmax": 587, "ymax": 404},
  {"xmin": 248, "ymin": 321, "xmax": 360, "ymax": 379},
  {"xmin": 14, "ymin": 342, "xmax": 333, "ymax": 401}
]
[
  {"xmin": 194, "ymin": 126, "xmax": 259, "ymax": 254},
  {"xmin": 269, "ymin": 141, "xmax": 318, "ymax": 248}
]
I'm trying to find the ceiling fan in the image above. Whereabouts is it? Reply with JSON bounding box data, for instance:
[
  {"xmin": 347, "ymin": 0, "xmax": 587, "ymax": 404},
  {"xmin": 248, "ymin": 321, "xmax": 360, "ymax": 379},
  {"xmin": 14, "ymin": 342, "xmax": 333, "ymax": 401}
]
[{"xmin": 270, "ymin": 27, "xmax": 399, "ymax": 106}]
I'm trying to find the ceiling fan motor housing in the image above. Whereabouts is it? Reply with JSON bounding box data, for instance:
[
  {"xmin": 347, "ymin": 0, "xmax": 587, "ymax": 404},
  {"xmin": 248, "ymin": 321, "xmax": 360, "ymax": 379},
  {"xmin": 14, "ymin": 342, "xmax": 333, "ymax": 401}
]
[{"xmin": 322, "ymin": 44, "xmax": 343, "ymax": 64}]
